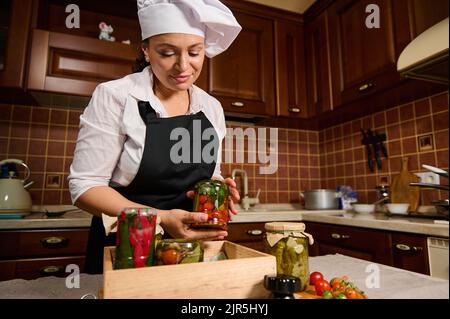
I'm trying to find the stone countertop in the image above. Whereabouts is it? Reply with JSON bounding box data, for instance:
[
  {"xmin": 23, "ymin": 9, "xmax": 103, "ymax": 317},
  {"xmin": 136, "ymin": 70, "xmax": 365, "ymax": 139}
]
[
  {"xmin": 0, "ymin": 205, "xmax": 92, "ymax": 230},
  {"xmin": 0, "ymin": 254, "xmax": 447, "ymax": 299},
  {"xmin": 0, "ymin": 204, "xmax": 448, "ymax": 238},
  {"xmin": 300, "ymin": 210, "xmax": 449, "ymax": 238}
]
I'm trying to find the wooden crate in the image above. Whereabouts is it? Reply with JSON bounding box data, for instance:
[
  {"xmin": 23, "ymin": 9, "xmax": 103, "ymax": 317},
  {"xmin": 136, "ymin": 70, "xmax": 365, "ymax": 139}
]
[{"xmin": 103, "ymin": 240, "xmax": 276, "ymax": 299}]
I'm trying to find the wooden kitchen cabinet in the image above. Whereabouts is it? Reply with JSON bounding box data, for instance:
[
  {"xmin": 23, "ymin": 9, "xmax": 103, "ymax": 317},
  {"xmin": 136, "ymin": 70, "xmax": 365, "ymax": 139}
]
[
  {"xmin": 0, "ymin": 228, "xmax": 89, "ymax": 281},
  {"xmin": 227, "ymin": 222, "xmax": 266, "ymax": 252},
  {"xmin": 306, "ymin": 222, "xmax": 394, "ymax": 266},
  {"xmin": 0, "ymin": 0, "xmax": 33, "ymax": 89},
  {"xmin": 305, "ymin": 10, "xmax": 333, "ymax": 117},
  {"xmin": 306, "ymin": 221, "xmax": 433, "ymax": 275},
  {"xmin": 327, "ymin": 0, "xmax": 405, "ymax": 107},
  {"xmin": 208, "ymin": 11, "xmax": 276, "ymax": 117},
  {"xmin": 275, "ymin": 20, "xmax": 308, "ymax": 118},
  {"xmin": 27, "ymin": 29, "xmax": 137, "ymax": 96},
  {"xmin": 391, "ymin": 232, "xmax": 429, "ymax": 275}
]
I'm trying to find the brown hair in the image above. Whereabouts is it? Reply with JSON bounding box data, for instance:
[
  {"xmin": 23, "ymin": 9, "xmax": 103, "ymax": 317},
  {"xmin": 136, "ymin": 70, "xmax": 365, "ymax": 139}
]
[{"xmin": 133, "ymin": 39, "xmax": 150, "ymax": 73}]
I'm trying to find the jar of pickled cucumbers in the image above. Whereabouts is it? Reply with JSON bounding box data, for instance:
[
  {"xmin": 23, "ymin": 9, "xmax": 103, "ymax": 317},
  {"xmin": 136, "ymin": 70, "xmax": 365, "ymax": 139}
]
[
  {"xmin": 264, "ymin": 222, "xmax": 314, "ymax": 292},
  {"xmin": 192, "ymin": 179, "xmax": 229, "ymax": 230}
]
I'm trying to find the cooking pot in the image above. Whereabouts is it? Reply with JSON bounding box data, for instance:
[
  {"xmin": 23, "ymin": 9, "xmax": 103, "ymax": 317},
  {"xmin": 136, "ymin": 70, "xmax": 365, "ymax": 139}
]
[
  {"xmin": 0, "ymin": 159, "xmax": 33, "ymax": 213},
  {"xmin": 299, "ymin": 189, "xmax": 339, "ymax": 210}
]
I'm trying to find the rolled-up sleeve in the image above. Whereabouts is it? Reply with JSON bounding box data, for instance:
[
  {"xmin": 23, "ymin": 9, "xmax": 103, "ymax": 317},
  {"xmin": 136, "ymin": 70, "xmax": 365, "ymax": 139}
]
[{"xmin": 68, "ymin": 83, "xmax": 126, "ymax": 204}]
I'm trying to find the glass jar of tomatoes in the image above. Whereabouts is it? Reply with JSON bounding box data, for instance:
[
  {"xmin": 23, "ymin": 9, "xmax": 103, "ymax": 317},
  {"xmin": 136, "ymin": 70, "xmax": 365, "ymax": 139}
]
[
  {"xmin": 154, "ymin": 239, "xmax": 203, "ymax": 265},
  {"xmin": 192, "ymin": 179, "xmax": 229, "ymax": 230},
  {"xmin": 264, "ymin": 222, "xmax": 314, "ymax": 292}
]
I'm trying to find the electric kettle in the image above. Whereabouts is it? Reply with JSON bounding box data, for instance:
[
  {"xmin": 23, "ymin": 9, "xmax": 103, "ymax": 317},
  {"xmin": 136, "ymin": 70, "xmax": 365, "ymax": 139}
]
[{"xmin": 0, "ymin": 159, "xmax": 33, "ymax": 213}]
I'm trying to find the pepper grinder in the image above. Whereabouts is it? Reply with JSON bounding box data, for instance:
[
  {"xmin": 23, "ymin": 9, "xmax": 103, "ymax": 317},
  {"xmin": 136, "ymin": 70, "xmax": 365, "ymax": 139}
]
[{"xmin": 264, "ymin": 275, "xmax": 301, "ymax": 299}]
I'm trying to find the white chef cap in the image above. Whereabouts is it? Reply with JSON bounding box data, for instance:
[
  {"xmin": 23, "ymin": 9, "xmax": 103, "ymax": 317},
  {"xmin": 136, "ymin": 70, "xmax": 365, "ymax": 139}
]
[{"xmin": 137, "ymin": 0, "xmax": 242, "ymax": 58}]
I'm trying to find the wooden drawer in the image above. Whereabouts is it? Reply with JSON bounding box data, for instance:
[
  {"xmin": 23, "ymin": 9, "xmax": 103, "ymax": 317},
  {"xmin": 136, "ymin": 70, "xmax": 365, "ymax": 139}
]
[
  {"xmin": 306, "ymin": 222, "xmax": 393, "ymax": 265},
  {"xmin": 227, "ymin": 222, "xmax": 266, "ymax": 252},
  {"xmin": 0, "ymin": 229, "xmax": 89, "ymax": 259},
  {"xmin": 392, "ymin": 233, "xmax": 429, "ymax": 275},
  {"xmin": 0, "ymin": 256, "xmax": 86, "ymax": 281}
]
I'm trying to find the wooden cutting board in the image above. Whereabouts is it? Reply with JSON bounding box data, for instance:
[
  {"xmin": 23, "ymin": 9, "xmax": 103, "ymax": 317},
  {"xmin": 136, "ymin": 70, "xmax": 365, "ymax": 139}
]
[
  {"xmin": 390, "ymin": 157, "xmax": 420, "ymax": 212},
  {"xmin": 294, "ymin": 285, "xmax": 321, "ymax": 299}
]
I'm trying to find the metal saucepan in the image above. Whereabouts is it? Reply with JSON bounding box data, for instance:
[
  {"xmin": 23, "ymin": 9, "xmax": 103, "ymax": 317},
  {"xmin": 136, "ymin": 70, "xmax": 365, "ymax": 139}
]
[{"xmin": 300, "ymin": 189, "xmax": 340, "ymax": 210}]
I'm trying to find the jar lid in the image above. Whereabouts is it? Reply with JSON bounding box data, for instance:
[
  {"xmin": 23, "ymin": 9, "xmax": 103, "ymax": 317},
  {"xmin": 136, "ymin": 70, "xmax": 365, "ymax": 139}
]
[
  {"xmin": 264, "ymin": 275, "xmax": 301, "ymax": 294},
  {"xmin": 264, "ymin": 222, "xmax": 306, "ymax": 232}
]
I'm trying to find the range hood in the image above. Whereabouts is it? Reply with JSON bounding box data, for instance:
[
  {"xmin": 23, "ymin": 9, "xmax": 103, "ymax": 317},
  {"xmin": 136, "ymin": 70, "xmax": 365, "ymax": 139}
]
[{"xmin": 397, "ymin": 18, "xmax": 449, "ymax": 85}]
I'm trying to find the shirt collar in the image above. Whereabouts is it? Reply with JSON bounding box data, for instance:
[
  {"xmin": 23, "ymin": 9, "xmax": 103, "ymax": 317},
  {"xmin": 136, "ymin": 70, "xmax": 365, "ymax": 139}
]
[{"xmin": 129, "ymin": 66, "xmax": 205, "ymax": 116}]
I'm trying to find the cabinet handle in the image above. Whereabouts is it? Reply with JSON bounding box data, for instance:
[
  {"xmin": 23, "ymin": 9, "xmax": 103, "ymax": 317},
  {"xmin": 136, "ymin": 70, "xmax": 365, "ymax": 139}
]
[
  {"xmin": 395, "ymin": 243, "xmax": 423, "ymax": 253},
  {"xmin": 288, "ymin": 107, "xmax": 301, "ymax": 113},
  {"xmin": 40, "ymin": 236, "xmax": 68, "ymax": 248},
  {"xmin": 39, "ymin": 265, "xmax": 65, "ymax": 276},
  {"xmin": 331, "ymin": 233, "xmax": 350, "ymax": 239},
  {"xmin": 247, "ymin": 229, "xmax": 263, "ymax": 236},
  {"xmin": 358, "ymin": 83, "xmax": 374, "ymax": 92},
  {"xmin": 231, "ymin": 101, "xmax": 245, "ymax": 108}
]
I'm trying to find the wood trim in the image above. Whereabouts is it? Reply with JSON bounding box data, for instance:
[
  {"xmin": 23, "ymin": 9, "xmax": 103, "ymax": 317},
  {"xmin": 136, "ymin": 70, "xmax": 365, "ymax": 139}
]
[
  {"xmin": 27, "ymin": 29, "xmax": 49, "ymax": 90},
  {"xmin": 303, "ymin": 0, "xmax": 334, "ymax": 22},
  {"xmin": 44, "ymin": 76, "xmax": 99, "ymax": 96},
  {"xmin": 48, "ymin": 32, "xmax": 137, "ymax": 60},
  {"xmin": 223, "ymin": 0, "xmax": 304, "ymax": 24},
  {"xmin": 0, "ymin": 0, "xmax": 33, "ymax": 88}
]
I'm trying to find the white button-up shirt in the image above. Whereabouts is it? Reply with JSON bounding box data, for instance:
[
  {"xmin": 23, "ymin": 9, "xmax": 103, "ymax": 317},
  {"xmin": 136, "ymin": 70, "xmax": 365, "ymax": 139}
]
[{"xmin": 68, "ymin": 66, "xmax": 226, "ymax": 205}]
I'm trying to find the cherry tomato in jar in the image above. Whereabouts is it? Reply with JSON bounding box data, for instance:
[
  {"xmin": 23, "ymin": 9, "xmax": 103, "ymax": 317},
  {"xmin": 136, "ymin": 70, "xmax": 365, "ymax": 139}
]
[
  {"xmin": 203, "ymin": 202, "xmax": 214, "ymax": 211},
  {"xmin": 161, "ymin": 249, "xmax": 179, "ymax": 265},
  {"xmin": 199, "ymin": 195, "xmax": 208, "ymax": 204},
  {"xmin": 314, "ymin": 279, "xmax": 331, "ymax": 296},
  {"xmin": 309, "ymin": 271, "xmax": 324, "ymax": 286}
]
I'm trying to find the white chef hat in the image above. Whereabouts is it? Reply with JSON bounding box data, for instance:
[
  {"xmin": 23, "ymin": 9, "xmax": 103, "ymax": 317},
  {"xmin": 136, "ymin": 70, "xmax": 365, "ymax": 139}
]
[{"xmin": 137, "ymin": 0, "xmax": 242, "ymax": 58}]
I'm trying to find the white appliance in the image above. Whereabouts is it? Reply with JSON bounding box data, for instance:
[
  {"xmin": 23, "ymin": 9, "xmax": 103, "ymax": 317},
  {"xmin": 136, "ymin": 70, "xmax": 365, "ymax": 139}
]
[
  {"xmin": 397, "ymin": 18, "xmax": 449, "ymax": 84},
  {"xmin": 427, "ymin": 237, "xmax": 449, "ymax": 280}
]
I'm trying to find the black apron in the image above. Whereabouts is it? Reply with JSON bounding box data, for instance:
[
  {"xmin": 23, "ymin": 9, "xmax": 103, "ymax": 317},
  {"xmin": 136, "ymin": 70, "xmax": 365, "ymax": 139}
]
[{"xmin": 84, "ymin": 101, "xmax": 218, "ymax": 274}]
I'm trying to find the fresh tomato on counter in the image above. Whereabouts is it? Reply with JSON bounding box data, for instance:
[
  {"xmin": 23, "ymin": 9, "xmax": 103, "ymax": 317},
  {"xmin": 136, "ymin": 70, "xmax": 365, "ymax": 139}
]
[
  {"xmin": 309, "ymin": 271, "xmax": 324, "ymax": 286},
  {"xmin": 314, "ymin": 279, "xmax": 332, "ymax": 296}
]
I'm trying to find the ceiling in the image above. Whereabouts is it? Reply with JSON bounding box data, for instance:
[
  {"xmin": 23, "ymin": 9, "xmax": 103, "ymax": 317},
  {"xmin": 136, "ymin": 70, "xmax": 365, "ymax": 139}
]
[{"xmin": 243, "ymin": 0, "xmax": 316, "ymax": 14}]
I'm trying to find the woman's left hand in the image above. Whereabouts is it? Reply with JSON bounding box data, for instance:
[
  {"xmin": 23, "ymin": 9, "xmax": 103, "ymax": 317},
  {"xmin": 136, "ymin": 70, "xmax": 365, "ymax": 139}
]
[{"xmin": 186, "ymin": 177, "xmax": 240, "ymax": 221}]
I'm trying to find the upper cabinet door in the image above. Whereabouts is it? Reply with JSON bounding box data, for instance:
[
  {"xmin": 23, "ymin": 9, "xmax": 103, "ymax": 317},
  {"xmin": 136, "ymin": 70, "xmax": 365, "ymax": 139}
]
[
  {"xmin": 208, "ymin": 11, "xmax": 275, "ymax": 116},
  {"xmin": 275, "ymin": 20, "xmax": 308, "ymax": 119},
  {"xmin": 328, "ymin": 0, "xmax": 402, "ymax": 107},
  {"xmin": 305, "ymin": 10, "xmax": 333, "ymax": 117},
  {"xmin": 0, "ymin": 0, "xmax": 33, "ymax": 88},
  {"xmin": 27, "ymin": 29, "xmax": 137, "ymax": 96}
]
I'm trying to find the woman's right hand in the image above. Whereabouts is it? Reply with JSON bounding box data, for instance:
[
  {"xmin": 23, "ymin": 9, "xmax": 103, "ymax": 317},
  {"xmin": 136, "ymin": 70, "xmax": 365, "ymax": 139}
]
[{"xmin": 158, "ymin": 209, "xmax": 228, "ymax": 240}]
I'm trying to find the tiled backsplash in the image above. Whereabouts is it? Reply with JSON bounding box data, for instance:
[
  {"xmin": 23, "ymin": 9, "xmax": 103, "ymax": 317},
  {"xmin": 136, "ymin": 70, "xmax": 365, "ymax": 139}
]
[
  {"xmin": 0, "ymin": 91, "xmax": 448, "ymax": 206},
  {"xmin": 319, "ymin": 91, "xmax": 449, "ymax": 204}
]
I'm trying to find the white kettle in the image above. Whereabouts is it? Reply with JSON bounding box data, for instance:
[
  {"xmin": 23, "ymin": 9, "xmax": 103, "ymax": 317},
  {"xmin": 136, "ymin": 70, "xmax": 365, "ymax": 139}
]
[{"xmin": 0, "ymin": 159, "xmax": 33, "ymax": 213}]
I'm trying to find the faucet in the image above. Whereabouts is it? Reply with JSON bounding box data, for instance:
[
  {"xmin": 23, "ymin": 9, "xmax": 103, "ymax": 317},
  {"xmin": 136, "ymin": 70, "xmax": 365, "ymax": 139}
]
[{"xmin": 231, "ymin": 168, "xmax": 260, "ymax": 211}]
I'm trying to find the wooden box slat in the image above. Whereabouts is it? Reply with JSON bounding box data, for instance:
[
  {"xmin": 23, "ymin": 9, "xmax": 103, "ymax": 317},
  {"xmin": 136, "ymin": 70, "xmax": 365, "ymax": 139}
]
[{"xmin": 103, "ymin": 241, "xmax": 276, "ymax": 299}]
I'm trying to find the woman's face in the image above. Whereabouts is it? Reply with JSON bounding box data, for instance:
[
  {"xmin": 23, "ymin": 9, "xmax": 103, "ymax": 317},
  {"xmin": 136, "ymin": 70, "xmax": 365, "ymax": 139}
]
[{"xmin": 142, "ymin": 33, "xmax": 205, "ymax": 92}]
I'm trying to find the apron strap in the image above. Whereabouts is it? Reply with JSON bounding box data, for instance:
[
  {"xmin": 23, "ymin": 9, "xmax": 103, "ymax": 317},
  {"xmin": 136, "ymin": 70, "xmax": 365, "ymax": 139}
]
[{"xmin": 138, "ymin": 101, "xmax": 158, "ymax": 124}]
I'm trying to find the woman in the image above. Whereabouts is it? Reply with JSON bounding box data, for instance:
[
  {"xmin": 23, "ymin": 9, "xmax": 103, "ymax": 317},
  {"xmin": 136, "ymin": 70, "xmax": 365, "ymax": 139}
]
[{"xmin": 68, "ymin": 0, "xmax": 242, "ymax": 274}]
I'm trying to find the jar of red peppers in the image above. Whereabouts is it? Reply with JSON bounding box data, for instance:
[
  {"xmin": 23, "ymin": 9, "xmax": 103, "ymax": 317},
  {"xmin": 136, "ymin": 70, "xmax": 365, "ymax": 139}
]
[
  {"xmin": 192, "ymin": 179, "xmax": 229, "ymax": 230},
  {"xmin": 114, "ymin": 208, "xmax": 159, "ymax": 269}
]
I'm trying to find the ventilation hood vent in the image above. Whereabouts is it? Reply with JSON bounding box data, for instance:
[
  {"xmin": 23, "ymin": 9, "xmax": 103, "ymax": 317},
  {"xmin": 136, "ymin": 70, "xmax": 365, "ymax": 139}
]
[{"xmin": 397, "ymin": 18, "xmax": 448, "ymax": 85}]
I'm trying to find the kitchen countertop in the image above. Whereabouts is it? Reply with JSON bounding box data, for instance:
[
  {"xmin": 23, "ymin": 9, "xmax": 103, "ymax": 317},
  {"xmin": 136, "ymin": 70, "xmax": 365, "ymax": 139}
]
[
  {"xmin": 0, "ymin": 205, "xmax": 92, "ymax": 230},
  {"xmin": 233, "ymin": 204, "xmax": 449, "ymax": 238},
  {"xmin": 0, "ymin": 204, "xmax": 448, "ymax": 238},
  {"xmin": 0, "ymin": 253, "xmax": 447, "ymax": 299}
]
